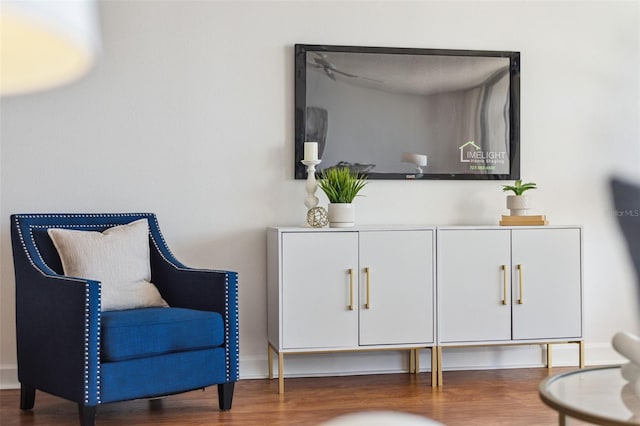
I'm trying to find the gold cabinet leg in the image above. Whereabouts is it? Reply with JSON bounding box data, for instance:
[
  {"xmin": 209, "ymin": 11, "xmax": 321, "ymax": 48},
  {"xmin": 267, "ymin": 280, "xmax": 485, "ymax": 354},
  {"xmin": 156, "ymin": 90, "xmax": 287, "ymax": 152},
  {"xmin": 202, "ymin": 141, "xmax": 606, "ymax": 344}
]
[
  {"xmin": 268, "ymin": 343, "xmax": 273, "ymax": 380},
  {"xmin": 546, "ymin": 344, "xmax": 552, "ymax": 369},
  {"xmin": 437, "ymin": 346, "xmax": 443, "ymax": 387},
  {"xmin": 409, "ymin": 349, "xmax": 415, "ymax": 374},
  {"xmin": 414, "ymin": 349, "xmax": 420, "ymax": 375},
  {"xmin": 278, "ymin": 351, "xmax": 284, "ymax": 394},
  {"xmin": 579, "ymin": 340, "xmax": 585, "ymax": 368},
  {"xmin": 431, "ymin": 347, "xmax": 437, "ymax": 387}
]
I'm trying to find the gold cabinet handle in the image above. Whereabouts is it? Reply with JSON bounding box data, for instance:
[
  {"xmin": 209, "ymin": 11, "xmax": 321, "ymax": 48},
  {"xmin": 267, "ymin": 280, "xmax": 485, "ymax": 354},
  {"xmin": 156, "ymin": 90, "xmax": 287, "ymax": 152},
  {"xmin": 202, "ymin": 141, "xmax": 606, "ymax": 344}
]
[
  {"xmin": 365, "ymin": 267, "xmax": 371, "ymax": 309},
  {"xmin": 517, "ymin": 264, "xmax": 524, "ymax": 304},
  {"xmin": 348, "ymin": 268, "xmax": 355, "ymax": 310},
  {"xmin": 501, "ymin": 265, "xmax": 508, "ymax": 305}
]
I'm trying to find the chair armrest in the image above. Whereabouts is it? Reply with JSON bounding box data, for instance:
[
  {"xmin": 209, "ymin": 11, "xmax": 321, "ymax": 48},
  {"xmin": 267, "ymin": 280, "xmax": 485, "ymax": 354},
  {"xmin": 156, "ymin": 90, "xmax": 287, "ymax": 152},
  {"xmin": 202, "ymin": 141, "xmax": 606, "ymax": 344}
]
[
  {"xmin": 149, "ymin": 244, "xmax": 238, "ymax": 314},
  {"xmin": 150, "ymin": 252, "xmax": 239, "ymax": 382},
  {"xmin": 15, "ymin": 268, "xmax": 101, "ymax": 405},
  {"xmin": 154, "ymin": 267, "xmax": 236, "ymax": 311}
]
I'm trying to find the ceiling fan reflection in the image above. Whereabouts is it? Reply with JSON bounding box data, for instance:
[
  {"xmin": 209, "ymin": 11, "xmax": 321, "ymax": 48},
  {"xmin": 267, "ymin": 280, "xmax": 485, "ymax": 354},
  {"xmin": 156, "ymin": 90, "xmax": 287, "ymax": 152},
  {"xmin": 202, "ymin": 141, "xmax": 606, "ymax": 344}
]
[{"xmin": 308, "ymin": 53, "xmax": 382, "ymax": 83}]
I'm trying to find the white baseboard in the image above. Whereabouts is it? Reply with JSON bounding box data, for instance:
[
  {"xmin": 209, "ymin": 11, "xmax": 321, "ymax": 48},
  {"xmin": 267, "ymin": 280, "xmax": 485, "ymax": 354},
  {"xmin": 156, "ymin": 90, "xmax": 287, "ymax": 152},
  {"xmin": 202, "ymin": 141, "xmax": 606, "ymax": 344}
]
[
  {"xmin": 0, "ymin": 342, "xmax": 625, "ymax": 389},
  {"xmin": 0, "ymin": 366, "xmax": 19, "ymax": 390}
]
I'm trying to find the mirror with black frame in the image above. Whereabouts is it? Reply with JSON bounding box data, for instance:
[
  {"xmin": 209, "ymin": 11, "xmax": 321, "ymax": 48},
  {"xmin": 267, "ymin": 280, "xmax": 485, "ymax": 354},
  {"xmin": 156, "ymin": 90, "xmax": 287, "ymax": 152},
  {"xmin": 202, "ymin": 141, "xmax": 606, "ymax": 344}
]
[{"xmin": 294, "ymin": 44, "xmax": 520, "ymax": 180}]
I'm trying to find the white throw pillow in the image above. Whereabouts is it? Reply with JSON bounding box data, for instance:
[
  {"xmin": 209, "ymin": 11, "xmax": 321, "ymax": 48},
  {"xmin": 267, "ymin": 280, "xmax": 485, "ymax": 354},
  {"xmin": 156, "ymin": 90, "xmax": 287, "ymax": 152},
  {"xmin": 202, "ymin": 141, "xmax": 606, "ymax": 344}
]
[{"xmin": 48, "ymin": 218, "xmax": 168, "ymax": 311}]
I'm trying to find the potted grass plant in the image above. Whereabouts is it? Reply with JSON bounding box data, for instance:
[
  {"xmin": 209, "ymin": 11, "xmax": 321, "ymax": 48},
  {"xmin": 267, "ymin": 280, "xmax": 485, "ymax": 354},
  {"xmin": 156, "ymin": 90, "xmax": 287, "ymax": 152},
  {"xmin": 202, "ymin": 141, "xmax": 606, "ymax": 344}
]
[
  {"xmin": 318, "ymin": 167, "xmax": 368, "ymax": 227},
  {"xmin": 502, "ymin": 179, "xmax": 537, "ymax": 216}
]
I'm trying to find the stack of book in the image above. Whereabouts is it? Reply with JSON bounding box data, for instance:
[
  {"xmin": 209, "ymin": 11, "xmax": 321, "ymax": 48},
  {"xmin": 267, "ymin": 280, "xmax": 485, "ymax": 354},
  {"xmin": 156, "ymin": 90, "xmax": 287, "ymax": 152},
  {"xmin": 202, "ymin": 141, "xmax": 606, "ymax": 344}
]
[{"xmin": 499, "ymin": 215, "xmax": 548, "ymax": 226}]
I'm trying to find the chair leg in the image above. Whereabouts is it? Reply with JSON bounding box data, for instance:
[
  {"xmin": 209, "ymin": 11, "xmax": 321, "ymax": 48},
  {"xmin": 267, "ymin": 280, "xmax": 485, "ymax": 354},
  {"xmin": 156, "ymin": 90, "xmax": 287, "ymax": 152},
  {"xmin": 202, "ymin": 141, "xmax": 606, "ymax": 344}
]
[
  {"xmin": 78, "ymin": 404, "xmax": 97, "ymax": 426},
  {"xmin": 218, "ymin": 382, "xmax": 235, "ymax": 411},
  {"xmin": 20, "ymin": 384, "xmax": 35, "ymax": 410}
]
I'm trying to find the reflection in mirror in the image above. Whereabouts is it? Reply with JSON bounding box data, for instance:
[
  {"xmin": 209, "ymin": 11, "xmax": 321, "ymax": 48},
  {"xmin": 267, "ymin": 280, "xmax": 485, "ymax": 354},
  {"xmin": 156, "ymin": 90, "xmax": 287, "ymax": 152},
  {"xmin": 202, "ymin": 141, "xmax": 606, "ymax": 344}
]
[{"xmin": 295, "ymin": 45, "xmax": 520, "ymax": 180}]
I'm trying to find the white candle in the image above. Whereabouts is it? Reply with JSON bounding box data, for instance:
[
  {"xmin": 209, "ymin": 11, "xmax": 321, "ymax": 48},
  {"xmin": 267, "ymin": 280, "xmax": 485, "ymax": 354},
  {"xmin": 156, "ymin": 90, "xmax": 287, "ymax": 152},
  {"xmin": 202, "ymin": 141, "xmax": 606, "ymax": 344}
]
[{"xmin": 304, "ymin": 142, "xmax": 318, "ymax": 161}]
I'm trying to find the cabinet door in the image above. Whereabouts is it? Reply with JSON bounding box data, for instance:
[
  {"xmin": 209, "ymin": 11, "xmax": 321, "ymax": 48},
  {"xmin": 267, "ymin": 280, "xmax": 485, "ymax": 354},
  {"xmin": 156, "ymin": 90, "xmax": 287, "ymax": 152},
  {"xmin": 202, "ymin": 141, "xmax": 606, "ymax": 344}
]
[
  {"xmin": 281, "ymin": 232, "xmax": 359, "ymax": 349},
  {"xmin": 511, "ymin": 228, "xmax": 582, "ymax": 340},
  {"xmin": 358, "ymin": 230, "xmax": 434, "ymax": 346},
  {"xmin": 438, "ymin": 229, "xmax": 512, "ymax": 343}
]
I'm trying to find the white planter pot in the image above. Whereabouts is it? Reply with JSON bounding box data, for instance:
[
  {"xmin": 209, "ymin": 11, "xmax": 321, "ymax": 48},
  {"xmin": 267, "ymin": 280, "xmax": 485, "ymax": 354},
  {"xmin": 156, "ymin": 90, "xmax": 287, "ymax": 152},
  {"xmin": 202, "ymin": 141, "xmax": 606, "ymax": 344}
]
[
  {"xmin": 506, "ymin": 195, "xmax": 530, "ymax": 216},
  {"xmin": 328, "ymin": 203, "xmax": 355, "ymax": 228}
]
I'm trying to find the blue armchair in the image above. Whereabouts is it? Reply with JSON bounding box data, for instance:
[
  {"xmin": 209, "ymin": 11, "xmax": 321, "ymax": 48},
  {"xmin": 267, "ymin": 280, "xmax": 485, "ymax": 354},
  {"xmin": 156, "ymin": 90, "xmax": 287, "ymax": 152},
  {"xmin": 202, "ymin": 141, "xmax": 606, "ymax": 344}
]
[{"xmin": 10, "ymin": 213, "xmax": 239, "ymax": 426}]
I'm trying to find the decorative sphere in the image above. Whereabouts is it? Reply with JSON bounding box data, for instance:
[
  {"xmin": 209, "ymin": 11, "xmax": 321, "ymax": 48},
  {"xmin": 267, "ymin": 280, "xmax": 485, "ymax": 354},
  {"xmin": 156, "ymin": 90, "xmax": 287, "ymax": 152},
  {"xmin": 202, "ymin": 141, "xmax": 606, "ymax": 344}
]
[{"xmin": 307, "ymin": 207, "xmax": 328, "ymax": 228}]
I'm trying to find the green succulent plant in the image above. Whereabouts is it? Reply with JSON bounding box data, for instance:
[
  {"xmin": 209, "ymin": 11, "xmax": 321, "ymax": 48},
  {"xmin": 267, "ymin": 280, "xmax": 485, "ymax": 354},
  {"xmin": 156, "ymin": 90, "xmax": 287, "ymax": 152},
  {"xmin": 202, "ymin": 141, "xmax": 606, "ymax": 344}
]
[
  {"xmin": 502, "ymin": 179, "xmax": 537, "ymax": 196},
  {"xmin": 318, "ymin": 167, "xmax": 368, "ymax": 204}
]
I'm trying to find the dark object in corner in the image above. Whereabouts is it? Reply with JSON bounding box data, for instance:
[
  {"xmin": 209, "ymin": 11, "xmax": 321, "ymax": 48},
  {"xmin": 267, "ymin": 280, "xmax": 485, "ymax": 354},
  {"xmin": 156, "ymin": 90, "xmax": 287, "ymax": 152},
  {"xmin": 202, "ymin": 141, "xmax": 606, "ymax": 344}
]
[{"xmin": 611, "ymin": 177, "xmax": 640, "ymax": 303}]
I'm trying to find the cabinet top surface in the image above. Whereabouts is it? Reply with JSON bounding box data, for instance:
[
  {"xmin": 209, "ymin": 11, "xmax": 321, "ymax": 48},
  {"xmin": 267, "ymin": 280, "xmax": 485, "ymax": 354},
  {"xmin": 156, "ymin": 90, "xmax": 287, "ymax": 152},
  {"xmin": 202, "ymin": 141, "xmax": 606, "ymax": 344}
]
[
  {"xmin": 268, "ymin": 225, "xmax": 582, "ymax": 232},
  {"xmin": 268, "ymin": 225, "xmax": 436, "ymax": 232}
]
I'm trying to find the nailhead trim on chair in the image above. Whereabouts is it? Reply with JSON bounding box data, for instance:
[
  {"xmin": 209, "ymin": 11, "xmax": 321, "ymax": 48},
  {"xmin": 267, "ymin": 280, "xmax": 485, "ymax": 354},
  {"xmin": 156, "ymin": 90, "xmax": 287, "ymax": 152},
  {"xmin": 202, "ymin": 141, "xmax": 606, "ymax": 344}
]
[
  {"xmin": 15, "ymin": 213, "xmax": 151, "ymax": 218},
  {"xmin": 221, "ymin": 273, "xmax": 240, "ymax": 382},
  {"xmin": 225, "ymin": 275, "xmax": 230, "ymax": 382},
  {"xmin": 84, "ymin": 284, "xmax": 102, "ymax": 404},
  {"xmin": 234, "ymin": 274, "xmax": 240, "ymax": 380}
]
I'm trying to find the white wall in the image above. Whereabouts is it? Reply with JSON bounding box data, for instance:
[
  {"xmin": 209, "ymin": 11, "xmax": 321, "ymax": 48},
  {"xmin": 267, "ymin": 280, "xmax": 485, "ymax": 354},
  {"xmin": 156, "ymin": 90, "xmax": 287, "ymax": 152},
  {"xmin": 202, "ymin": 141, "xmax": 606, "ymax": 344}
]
[{"xmin": 1, "ymin": 1, "xmax": 639, "ymax": 387}]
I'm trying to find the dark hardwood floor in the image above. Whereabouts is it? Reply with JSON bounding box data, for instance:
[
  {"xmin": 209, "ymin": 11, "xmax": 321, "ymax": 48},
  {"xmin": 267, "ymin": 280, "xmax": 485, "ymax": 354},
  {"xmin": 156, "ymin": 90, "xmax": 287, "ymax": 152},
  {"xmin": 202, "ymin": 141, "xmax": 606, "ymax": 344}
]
[{"xmin": 0, "ymin": 368, "xmax": 572, "ymax": 426}]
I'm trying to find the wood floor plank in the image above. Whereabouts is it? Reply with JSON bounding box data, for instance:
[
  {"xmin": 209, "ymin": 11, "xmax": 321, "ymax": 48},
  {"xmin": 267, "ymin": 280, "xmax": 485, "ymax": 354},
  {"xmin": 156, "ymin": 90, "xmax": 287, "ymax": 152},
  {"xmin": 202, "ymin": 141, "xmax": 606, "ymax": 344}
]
[{"xmin": 0, "ymin": 368, "xmax": 571, "ymax": 425}]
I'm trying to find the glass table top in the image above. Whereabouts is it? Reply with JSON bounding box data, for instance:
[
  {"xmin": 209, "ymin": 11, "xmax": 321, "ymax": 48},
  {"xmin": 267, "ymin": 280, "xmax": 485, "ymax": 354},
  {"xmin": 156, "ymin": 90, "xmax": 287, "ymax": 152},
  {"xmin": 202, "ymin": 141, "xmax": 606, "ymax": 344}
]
[{"xmin": 539, "ymin": 366, "xmax": 640, "ymax": 425}]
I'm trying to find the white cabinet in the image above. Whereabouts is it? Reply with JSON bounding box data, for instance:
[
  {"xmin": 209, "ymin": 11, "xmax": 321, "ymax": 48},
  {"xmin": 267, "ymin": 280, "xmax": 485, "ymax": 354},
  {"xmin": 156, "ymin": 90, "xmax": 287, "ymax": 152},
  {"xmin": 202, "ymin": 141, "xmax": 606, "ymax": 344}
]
[
  {"xmin": 358, "ymin": 231, "xmax": 434, "ymax": 346},
  {"xmin": 436, "ymin": 226, "xmax": 584, "ymax": 385},
  {"xmin": 438, "ymin": 229, "xmax": 512, "ymax": 343},
  {"xmin": 437, "ymin": 227, "xmax": 583, "ymax": 344},
  {"xmin": 511, "ymin": 228, "xmax": 582, "ymax": 340},
  {"xmin": 280, "ymin": 232, "xmax": 358, "ymax": 349},
  {"xmin": 267, "ymin": 225, "xmax": 583, "ymax": 391},
  {"xmin": 267, "ymin": 226, "xmax": 436, "ymax": 393}
]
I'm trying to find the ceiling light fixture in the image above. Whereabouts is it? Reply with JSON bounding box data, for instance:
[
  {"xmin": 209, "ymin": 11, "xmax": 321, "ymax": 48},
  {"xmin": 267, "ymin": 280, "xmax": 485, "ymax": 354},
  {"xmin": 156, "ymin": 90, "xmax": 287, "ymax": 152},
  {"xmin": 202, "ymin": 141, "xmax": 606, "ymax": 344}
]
[{"xmin": 0, "ymin": 0, "xmax": 100, "ymax": 96}]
